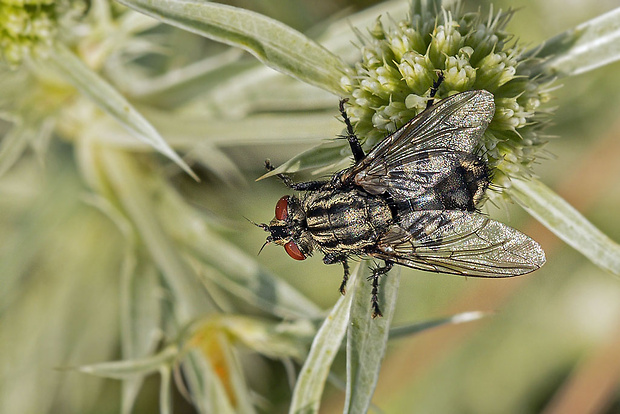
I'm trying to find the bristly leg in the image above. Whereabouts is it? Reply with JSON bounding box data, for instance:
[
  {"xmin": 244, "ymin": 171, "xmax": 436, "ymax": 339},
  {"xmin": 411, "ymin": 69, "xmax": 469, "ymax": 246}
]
[
  {"xmin": 264, "ymin": 160, "xmax": 326, "ymax": 191},
  {"xmin": 339, "ymin": 99, "xmax": 365, "ymax": 163},
  {"xmin": 323, "ymin": 253, "xmax": 350, "ymax": 295},
  {"xmin": 369, "ymin": 260, "xmax": 393, "ymax": 318},
  {"xmin": 426, "ymin": 70, "xmax": 445, "ymax": 109},
  {"xmin": 339, "ymin": 259, "xmax": 350, "ymax": 295}
]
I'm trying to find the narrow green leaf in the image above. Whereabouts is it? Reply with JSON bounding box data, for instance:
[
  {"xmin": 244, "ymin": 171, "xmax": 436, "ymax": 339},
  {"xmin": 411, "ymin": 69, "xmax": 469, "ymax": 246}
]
[
  {"xmin": 187, "ymin": 144, "xmax": 246, "ymax": 188},
  {"xmin": 77, "ymin": 345, "xmax": 178, "ymax": 379},
  {"xmin": 0, "ymin": 169, "xmax": 81, "ymax": 313},
  {"xmin": 152, "ymin": 110, "xmax": 340, "ymax": 149},
  {"xmin": 178, "ymin": 352, "xmax": 210, "ymax": 414},
  {"xmin": 0, "ymin": 120, "xmax": 34, "ymax": 178},
  {"xmin": 389, "ymin": 311, "xmax": 488, "ymax": 339},
  {"xmin": 184, "ymin": 350, "xmax": 236, "ymax": 414},
  {"xmin": 159, "ymin": 366, "xmax": 172, "ymax": 414},
  {"xmin": 115, "ymin": 0, "xmax": 349, "ymax": 95},
  {"xmin": 215, "ymin": 315, "xmax": 314, "ymax": 361},
  {"xmin": 0, "ymin": 114, "xmax": 55, "ymax": 175},
  {"xmin": 509, "ymin": 176, "xmax": 620, "ymax": 275},
  {"xmin": 98, "ymin": 148, "xmax": 213, "ymax": 321},
  {"xmin": 119, "ymin": 251, "xmax": 163, "ymax": 414},
  {"xmin": 48, "ymin": 42, "xmax": 198, "ymax": 180},
  {"xmin": 126, "ymin": 48, "xmax": 247, "ymax": 104},
  {"xmin": 218, "ymin": 335, "xmax": 258, "ymax": 414},
  {"xmin": 289, "ymin": 263, "xmax": 361, "ymax": 414},
  {"xmin": 526, "ymin": 7, "xmax": 620, "ymax": 77},
  {"xmin": 183, "ymin": 330, "xmax": 257, "ymax": 414},
  {"xmin": 130, "ymin": 0, "xmax": 411, "ymax": 117},
  {"xmin": 257, "ymin": 140, "xmax": 347, "ymax": 180},
  {"xmin": 196, "ymin": 256, "xmax": 322, "ymax": 320},
  {"xmin": 344, "ymin": 267, "xmax": 400, "ymax": 414}
]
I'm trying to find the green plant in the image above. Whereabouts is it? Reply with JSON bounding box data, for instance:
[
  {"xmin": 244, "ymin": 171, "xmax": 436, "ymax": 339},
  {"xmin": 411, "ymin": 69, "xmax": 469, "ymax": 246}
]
[{"xmin": 1, "ymin": 0, "xmax": 620, "ymax": 413}]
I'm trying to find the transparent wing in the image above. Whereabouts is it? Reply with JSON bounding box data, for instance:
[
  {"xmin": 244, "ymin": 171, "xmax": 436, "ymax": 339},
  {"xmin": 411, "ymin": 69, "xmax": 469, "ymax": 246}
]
[
  {"xmin": 350, "ymin": 148, "xmax": 487, "ymax": 211},
  {"xmin": 346, "ymin": 90, "xmax": 495, "ymax": 199},
  {"xmin": 371, "ymin": 210, "xmax": 545, "ymax": 277}
]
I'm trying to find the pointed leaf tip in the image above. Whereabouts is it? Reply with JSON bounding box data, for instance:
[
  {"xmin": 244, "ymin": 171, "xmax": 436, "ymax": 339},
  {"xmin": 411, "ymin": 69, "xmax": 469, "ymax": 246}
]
[{"xmin": 48, "ymin": 43, "xmax": 199, "ymax": 181}]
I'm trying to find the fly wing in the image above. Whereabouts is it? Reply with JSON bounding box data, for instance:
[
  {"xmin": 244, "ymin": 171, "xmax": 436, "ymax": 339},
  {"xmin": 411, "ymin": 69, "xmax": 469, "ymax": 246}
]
[
  {"xmin": 347, "ymin": 90, "xmax": 495, "ymax": 199},
  {"xmin": 359, "ymin": 148, "xmax": 488, "ymax": 211},
  {"xmin": 371, "ymin": 210, "xmax": 545, "ymax": 277}
]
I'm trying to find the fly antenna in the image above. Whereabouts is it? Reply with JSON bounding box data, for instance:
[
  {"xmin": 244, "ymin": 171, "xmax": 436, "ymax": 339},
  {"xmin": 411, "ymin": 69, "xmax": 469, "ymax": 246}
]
[{"xmin": 245, "ymin": 217, "xmax": 269, "ymax": 232}]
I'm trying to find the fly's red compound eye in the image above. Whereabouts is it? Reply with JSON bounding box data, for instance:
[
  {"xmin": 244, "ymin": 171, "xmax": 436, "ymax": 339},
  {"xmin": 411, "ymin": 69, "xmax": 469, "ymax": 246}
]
[
  {"xmin": 275, "ymin": 196, "xmax": 289, "ymax": 221},
  {"xmin": 284, "ymin": 241, "xmax": 306, "ymax": 260}
]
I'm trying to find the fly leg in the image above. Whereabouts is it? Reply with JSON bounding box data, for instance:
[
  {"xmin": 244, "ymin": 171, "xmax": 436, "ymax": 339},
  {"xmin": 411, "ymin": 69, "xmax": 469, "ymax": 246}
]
[
  {"xmin": 426, "ymin": 70, "xmax": 445, "ymax": 109},
  {"xmin": 324, "ymin": 253, "xmax": 350, "ymax": 295},
  {"xmin": 339, "ymin": 260, "xmax": 350, "ymax": 295},
  {"xmin": 369, "ymin": 260, "xmax": 394, "ymax": 318},
  {"xmin": 339, "ymin": 99, "xmax": 365, "ymax": 163},
  {"xmin": 265, "ymin": 160, "xmax": 326, "ymax": 191}
]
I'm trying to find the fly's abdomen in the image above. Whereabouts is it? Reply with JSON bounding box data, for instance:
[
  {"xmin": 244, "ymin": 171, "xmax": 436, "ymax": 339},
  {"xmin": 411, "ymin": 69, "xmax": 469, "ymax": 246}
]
[{"xmin": 304, "ymin": 189, "xmax": 392, "ymax": 253}]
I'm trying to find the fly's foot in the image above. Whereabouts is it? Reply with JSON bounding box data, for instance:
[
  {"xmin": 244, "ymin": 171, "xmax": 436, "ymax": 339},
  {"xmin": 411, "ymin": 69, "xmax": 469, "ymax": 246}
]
[
  {"xmin": 339, "ymin": 259, "xmax": 350, "ymax": 295},
  {"xmin": 368, "ymin": 260, "xmax": 393, "ymax": 318},
  {"xmin": 265, "ymin": 159, "xmax": 326, "ymax": 191},
  {"xmin": 265, "ymin": 159, "xmax": 275, "ymax": 171},
  {"xmin": 324, "ymin": 254, "xmax": 350, "ymax": 295}
]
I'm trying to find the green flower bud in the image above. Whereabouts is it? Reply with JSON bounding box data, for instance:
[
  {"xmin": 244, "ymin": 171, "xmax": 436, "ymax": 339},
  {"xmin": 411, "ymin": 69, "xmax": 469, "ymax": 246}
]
[
  {"xmin": 0, "ymin": 0, "xmax": 84, "ymax": 66},
  {"xmin": 342, "ymin": 3, "xmax": 554, "ymax": 199}
]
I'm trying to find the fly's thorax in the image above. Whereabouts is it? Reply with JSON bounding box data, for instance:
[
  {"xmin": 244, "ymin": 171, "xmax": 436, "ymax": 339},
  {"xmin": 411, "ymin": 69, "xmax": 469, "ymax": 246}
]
[
  {"xmin": 302, "ymin": 188, "xmax": 393, "ymax": 254},
  {"xmin": 330, "ymin": 168, "xmax": 353, "ymax": 187}
]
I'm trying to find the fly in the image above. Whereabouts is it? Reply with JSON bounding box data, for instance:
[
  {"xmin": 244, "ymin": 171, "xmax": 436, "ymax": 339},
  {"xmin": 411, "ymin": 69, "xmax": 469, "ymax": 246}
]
[{"xmin": 255, "ymin": 80, "xmax": 545, "ymax": 318}]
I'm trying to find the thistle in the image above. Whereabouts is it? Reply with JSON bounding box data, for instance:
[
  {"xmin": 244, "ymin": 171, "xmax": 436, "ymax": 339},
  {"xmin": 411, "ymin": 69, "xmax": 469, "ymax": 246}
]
[
  {"xmin": 342, "ymin": 3, "xmax": 554, "ymax": 195},
  {"xmin": 0, "ymin": 0, "xmax": 83, "ymax": 66}
]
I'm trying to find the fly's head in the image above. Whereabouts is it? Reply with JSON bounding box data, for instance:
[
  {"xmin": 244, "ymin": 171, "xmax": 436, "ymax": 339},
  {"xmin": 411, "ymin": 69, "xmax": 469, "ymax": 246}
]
[{"xmin": 255, "ymin": 195, "xmax": 313, "ymax": 260}]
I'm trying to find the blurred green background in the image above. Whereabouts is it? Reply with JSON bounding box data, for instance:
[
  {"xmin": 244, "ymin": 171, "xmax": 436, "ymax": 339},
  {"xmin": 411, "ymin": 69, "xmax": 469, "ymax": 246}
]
[{"xmin": 1, "ymin": 0, "xmax": 620, "ymax": 413}]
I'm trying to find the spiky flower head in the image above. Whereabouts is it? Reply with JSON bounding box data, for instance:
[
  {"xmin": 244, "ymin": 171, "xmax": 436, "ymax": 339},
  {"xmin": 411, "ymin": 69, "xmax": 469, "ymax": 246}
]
[
  {"xmin": 0, "ymin": 0, "xmax": 84, "ymax": 66},
  {"xmin": 341, "ymin": 2, "xmax": 554, "ymax": 194}
]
